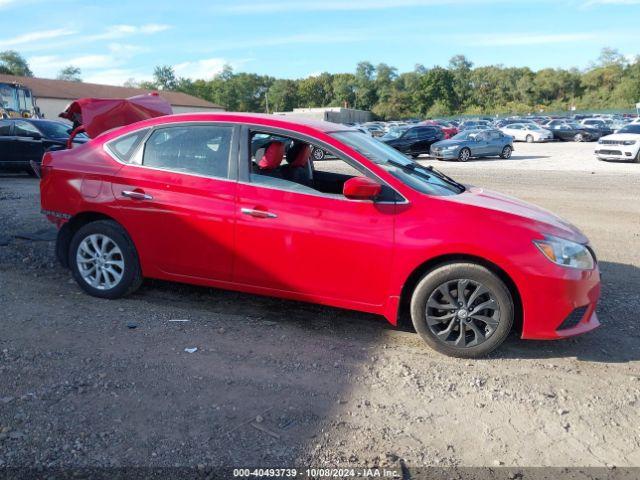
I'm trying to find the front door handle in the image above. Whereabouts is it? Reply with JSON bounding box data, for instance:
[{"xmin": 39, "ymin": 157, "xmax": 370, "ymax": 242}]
[
  {"xmin": 122, "ymin": 190, "xmax": 153, "ymax": 201},
  {"xmin": 241, "ymin": 207, "xmax": 277, "ymax": 219}
]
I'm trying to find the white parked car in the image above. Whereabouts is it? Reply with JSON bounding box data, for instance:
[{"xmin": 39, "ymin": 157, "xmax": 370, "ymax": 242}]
[
  {"xmin": 500, "ymin": 123, "xmax": 553, "ymax": 143},
  {"xmin": 594, "ymin": 123, "xmax": 640, "ymax": 163}
]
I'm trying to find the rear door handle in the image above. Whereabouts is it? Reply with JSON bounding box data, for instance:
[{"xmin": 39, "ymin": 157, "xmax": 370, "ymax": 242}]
[
  {"xmin": 121, "ymin": 190, "xmax": 153, "ymax": 201},
  {"xmin": 241, "ymin": 207, "xmax": 277, "ymax": 219}
]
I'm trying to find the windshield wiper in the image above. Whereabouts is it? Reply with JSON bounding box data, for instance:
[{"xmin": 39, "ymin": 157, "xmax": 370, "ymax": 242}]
[
  {"xmin": 386, "ymin": 158, "xmax": 465, "ymax": 192},
  {"xmin": 386, "ymin": 158, "xmax": 435, "ymax": 182},
  {"xmin": 421, "ymin": 165, "xmax": 466, "ymax": 191}
]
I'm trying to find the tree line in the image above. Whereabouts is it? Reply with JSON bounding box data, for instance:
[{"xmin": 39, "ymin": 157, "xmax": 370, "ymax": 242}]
[{"xmin": 2, "ymin": 48, "xmax": 639, "ymax": 119}]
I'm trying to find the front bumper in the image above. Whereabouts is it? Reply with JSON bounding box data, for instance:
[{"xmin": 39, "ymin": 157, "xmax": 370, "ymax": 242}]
[
  {"xmin": 595, "ymin": 146, "xmax": 638, "ymax": 161},
  {"xmin": 430, "ymin": 148, "xmax": 460, "ymax": 159},
  {"xmin": 520, "ymin": 262, "xmax": 601, "ymax": 340}
]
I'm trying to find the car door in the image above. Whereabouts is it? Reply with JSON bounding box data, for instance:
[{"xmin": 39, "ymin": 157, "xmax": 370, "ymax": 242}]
[
  {"xmin": 110, "ymin": 123, "xmax": 239, "ymax": 281},
  {"xmin": 508, "ymin": 125, "xmax": 523, "ymax": 141},
  {"xmin": 233, "ymin": 128, "xmax": 395, "ymax": 307},
  {"xmin": 471, "ymin": 132, "xmax": 491, "ymax": 155},
  {"xmin": 0, "ymin": 120, "xmax": 15, "ymax": 165},
  {"xmin": 396, "ymin": 128, "xmax": 417, "ymax": 153},
  {"xmin": 13, "ymin": 120, "xmax": 44, "ymax": 164},
  {"xmin": 487, "ymin": 130, "xmax": 506, "ymax": 154},
  {"xmin": 412, "ymin": 127, "xmax": 440, "ymax": 154}
]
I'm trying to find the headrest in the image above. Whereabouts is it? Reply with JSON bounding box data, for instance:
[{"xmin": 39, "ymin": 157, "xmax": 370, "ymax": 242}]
[
  {"xmin": 258, "ymin": 141, "xmax": 285, "ymax": 170},
  {"xmin": 286, "ymin": 142, "xmax": 311, "ymax": 167}
]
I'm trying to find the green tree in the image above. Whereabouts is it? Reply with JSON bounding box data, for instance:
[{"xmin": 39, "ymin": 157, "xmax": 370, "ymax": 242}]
[
  {"xmin": 268, "ymin": 79, "xmax": 299, "ymax": 112},
  {"xmin": 0, "ymin": 50, "xmax": 33, "ymax": 77},
  {"xmin": 57, "ymin": 65, "xmax": 82, "ymax": 82}
]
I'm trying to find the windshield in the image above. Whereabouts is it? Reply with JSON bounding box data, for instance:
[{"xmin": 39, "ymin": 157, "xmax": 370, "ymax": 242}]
[
  {"xmin": 524, "ymin": 124, "xmax": 543, "ymax": 131},
  {"xmin": 451, "ymin": 130, "xmax": 476, "ymax": 140},
  {"xmin": 35, "ymin": 121, "xmax": 72, "ymax": 138},
  {"xmin": 382, "ymin": 127, "xmax": 407, "ymax": 139},
  {"xmin": 618, "ymin": 124, "xmax": 640, "ymax": 134},
  {"xmin": 331, "ymin": 131, "xmax": 464, "ymax": 196}
]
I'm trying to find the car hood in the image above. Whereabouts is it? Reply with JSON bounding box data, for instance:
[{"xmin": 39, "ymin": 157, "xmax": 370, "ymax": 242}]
[
  {"xmin": 600, "ymin": 133, "xmax": 639, "ymax": 141},
  {"xmin": 448, "ymin": 186, "xmax": 588, "ymax": 243},
  {"xmin": 431, "ymin": 139, "xmax": 469, "ymax": 148}
]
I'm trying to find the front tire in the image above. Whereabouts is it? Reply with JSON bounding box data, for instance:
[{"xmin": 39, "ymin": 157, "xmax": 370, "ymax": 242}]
[
  {"xmin": 410, "ymin": 263, "xmax": 514, "ymax": 358},
  {"xmin": 500, "ymin": 145, "xmax": 512, "ymax": 159},
  {"xmin": 69, "ymin": 220, "xmax": 142, "ymax": 299},
  {"xmin": 458, "ymin": 148, "xmax": 471, "ymax": 162},
  {"xmin": 574, "ymin": 133, "xmax": 584, "ymax": 142},
  {"xmin": 525, "ymin": 134, "xmax": 534, "ymax": 143}
]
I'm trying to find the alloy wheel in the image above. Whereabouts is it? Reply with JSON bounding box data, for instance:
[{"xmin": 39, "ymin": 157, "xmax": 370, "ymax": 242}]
[
  {"xmin": 425, "ymin": 279, "xmax": 501, "ymax": 348},
  {"xmin": 76, "ymin": 234, "xmax": 125, "ymax": 290},
  {"xmin": 458, "ymin": 148, "xmax": 470, "ymax": 162},
  {"xmin": 574, "ymin": 133, "xmax": 584, "ymax": 142},
  {"xmin": 502, "ymin": 146, "xmax": 512, "ymax": 158}
]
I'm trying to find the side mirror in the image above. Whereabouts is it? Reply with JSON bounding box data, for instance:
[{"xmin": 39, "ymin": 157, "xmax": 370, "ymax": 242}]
[{"xmin": 343, "ymin": 176, "xmax": 382, "ymax": 201}]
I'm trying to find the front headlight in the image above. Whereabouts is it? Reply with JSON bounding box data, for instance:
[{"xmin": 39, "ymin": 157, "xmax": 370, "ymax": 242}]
[
  {"xmin": 533, "ymin": 235, "xmax": 595, "ymax": 270},
  {"xmin": 622, "ymin": 140, "xmax": 636, "ymax": 146},
  {"xmin": 444, "ymin": 145, "xmax": 459, "ymax": 150},
  {"xmin": 597, "ymin": 139, "xmax": 604, "ymax": 144}
]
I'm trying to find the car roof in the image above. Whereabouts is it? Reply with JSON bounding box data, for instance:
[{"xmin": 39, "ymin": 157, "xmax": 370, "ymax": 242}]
[
  {"xmin": 98, "ymin": 112, "xmax": 359, "ymax": 141},
  {"xmin": 4, "ymin": 118, "xmax": 67, "ymax": 126}
]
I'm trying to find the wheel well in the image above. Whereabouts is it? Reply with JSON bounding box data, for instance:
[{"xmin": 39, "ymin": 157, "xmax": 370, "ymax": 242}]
[
  {"xmin": 56, "ymin": 212, "xmax": 117, "ymax": 268},
  {"xmin": 397, "ymin": 254, "xmax": 523, "ymax": 334}
]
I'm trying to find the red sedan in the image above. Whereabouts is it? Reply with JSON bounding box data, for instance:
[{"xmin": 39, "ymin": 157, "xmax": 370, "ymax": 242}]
[
  {"xmin": 422, "ymin": 120, "xmax": 458, "ymax": 139},
  {"xmin": 40, "ymin": 113, "xmax": 601, "ymax": 357}
]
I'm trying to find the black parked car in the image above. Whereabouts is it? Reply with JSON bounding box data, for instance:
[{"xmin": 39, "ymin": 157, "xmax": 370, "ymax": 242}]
[
  {"xmin": 545, "ymin": 121, "xmax": 600, "ymax": 142},
  {"xmin": 380, "ymin": 125, "xmax": 445, "ymax": 158},
  {"xmin": 0, "ymin": 118, "xmax": 88, "ymax": 175}
]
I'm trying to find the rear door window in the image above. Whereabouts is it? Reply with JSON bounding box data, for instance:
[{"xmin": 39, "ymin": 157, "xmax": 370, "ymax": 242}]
[{"xmin": 142, "ymin": 125, "xmax": 233, "ymax": 179}]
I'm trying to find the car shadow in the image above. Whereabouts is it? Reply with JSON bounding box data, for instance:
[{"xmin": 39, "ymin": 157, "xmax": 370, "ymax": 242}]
[
  {"xmin": 140, "ymin": 258, "xmax": 639, "ymax": 365},
  {"xmin": 493, "ymin": 261, "xmax": 640, "ymax": 363},
  {"xmin": 420, "ymin": 155, "xmax": 551, "ymax": 163}
]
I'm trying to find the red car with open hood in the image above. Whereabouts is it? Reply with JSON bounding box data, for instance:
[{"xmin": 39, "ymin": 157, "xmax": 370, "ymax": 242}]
[{"xmin": 39, "ymin": 112, "xmax": 601, "ymax": 357}]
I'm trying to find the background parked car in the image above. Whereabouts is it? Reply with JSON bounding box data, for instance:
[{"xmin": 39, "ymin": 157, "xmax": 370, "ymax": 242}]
[
  {"xmin": 422, "ymin": 120, "xmax": 457, "ymax": 139},
  {"xmin": 545, "ymin": 121, "xmax": 600, "ymax": 142},
  {"xmin": 0, "ymin": 118, "xmax": 88, "ymax": 175},
  {"xmin": 458, "ymin": 120, "xmax": 491, "ymax": 131},
  {"xmin": 500, "ymin": 123, "xmax": 553, "ymax": 143},
  {"xmin": 579, "ymin": 118, "xmax": 614, "ymax": 137},
  {"xmin": 594, "ymin": 123, "xmax": 640, "ymax": 163},
  {"xmin": 430, "ymin": 129, "xmax": 514, "ymax": 162},
  {"xmin": 380, "ymin": 125, "xmax": 444, "ymax": 158}
]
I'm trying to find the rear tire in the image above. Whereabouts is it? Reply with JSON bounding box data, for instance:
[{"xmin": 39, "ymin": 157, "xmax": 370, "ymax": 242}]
[
  {"xmin": 634, "ymin": 150, "xmax": 640, "ymax": 163},
  {"xmin": 311, "ymin": 147, "xmax": 326, "ymax": 161},
  {"xmin": 574, "ymin": 133, "xmax": 584, "ymax": 142},
  {"xmin": 69, "ymin": 220, "xmax": 142, "ymax": 299},
  {"xmin": 500, "ymin": 145, "xmax": 512, "ymax": 159},
  {"xmin": 410, "ymin": 263, "xmax": 514, "ymax": 358}
]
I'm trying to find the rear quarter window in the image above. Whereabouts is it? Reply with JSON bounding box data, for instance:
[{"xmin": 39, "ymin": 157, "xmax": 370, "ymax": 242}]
[{"xmin": 106, "ymin": 129, "xmax": 149, "ymax": 162}]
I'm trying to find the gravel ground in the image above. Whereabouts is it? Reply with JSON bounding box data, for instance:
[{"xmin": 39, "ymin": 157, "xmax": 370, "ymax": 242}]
[{"xmin": 0, "ymin": 141, "xmax": 639, "ymax": 473}]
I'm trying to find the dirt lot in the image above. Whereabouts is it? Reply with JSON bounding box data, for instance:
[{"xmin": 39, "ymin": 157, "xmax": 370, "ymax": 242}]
[{"xmin": 0, "ymin": 141, "xmax": 639, "ymax": 472}]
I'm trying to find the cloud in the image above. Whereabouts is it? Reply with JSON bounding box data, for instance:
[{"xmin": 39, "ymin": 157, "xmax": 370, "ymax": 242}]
[
  {"xmin": 28, "ymin": 43, "xmax": 147, "ymax": 80},
  {"xmin": 219, "ymin": 0, "xmax": 506, "ymax": 13},
  {"xmin": 83, "ymin": 68, "xmax": 153, "ymax": 86},
  {"xmin": 583, "ymin": 0, "xmax": 640, "ymax": 4},
  {"xmin": 87, "ymin": 23, "xmax": 171, "ymax": 41},
  {"xmin": 173, "ymin": 58, "xmax": 227, "ymax": 79},
  {"xmin": 459, "ymin": 33, "xmax": 597, "ymax": 47},
  {"xmin": 0, "ymin": 0, "xmax": 16, "ymax": 7},
  {"xmin": 207, "ymin": 31, "xmax": 370, "ymax": 52},
  {"xmin": 0, "ymin": 28, "xmax": 76, "ymax": 49}
]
